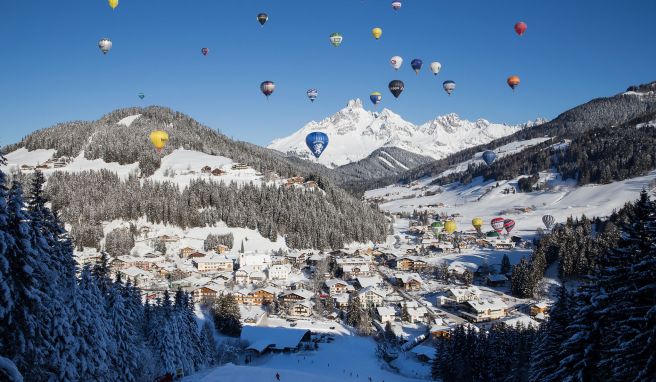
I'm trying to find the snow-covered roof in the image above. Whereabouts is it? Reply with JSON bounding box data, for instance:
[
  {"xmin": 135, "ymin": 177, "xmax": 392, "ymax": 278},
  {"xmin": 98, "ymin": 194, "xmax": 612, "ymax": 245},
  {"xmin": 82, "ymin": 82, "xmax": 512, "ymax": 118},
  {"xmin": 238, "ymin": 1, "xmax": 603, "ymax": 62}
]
[
  {"xmin": 356, "ymin": 276, "xmax": 382, "ymax": 288},
  {"xmin": 396, "ymin": 273, "xmax": 423, "ymax": 284},
  {"xmin": 325, "ymin": 278, "xmax": 348, "ymax": 288},
  {"xmin": 502, "ymin": 315, "xmax": 540, "ymax": 328},
  {"xmin": 281, "ymin": 289, "xmax": 314, "ymax": 300},
  {"xmin": 193, "ymin": 255, "xmax": 232, "ymax": 263},
  {"xmin": 119, "ymin": 267, "xmax": 151, "ymax": 278},
  {"xmin": 333, "ymin": 293, "xmax": 350, "ymax": 304},
  {"xmin": 448, "ymin": 286, "xmax": 481, "ymax": 299},
  {"xmin": 376, "ymin": 306, "xmax": 396, "ymax": 317},
  {"xmin": 465, "ymin": 298, "xmax": 508, "ymax": 313},
  {"xmin": 241, "ymin": 326, "xmax": 310, "ymax": 353},
  {"xmin": 358, "ymin": 286, "xmax": 387, "ymax": 298},
  {"xmin": 411, "ymin": 345, "xmax": 437, "ymax": 360}
]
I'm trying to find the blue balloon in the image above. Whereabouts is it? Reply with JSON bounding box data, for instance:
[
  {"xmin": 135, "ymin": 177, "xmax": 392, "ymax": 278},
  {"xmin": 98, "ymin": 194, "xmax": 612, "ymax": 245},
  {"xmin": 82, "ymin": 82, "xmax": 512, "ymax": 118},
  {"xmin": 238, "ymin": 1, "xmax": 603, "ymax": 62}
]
[
  {"xmin": 482, "ymin": 150, "xmax": 497, "ymax": 166},
  {"xmin": 411, "ymin": 58, "xmax": 423, "ymax": 74},
  {"xmin": 306, "ymin": 132, "xmax": 329, "ymax": 159}
]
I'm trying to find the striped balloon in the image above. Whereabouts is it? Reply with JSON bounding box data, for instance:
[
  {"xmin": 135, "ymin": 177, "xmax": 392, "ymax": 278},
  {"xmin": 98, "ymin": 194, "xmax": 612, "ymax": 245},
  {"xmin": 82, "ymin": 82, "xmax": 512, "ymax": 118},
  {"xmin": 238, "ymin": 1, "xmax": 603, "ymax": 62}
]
[
  {"xmin": 503, "ymin": 219, "xmax": 516, "ymax": 234},
  {"xmin": 491, "ymin": 217, "xmax": 505, "ymax": 234},
  {"xmin": 260, "ymin": 81, "xmax": 275, "ymax": 98}
]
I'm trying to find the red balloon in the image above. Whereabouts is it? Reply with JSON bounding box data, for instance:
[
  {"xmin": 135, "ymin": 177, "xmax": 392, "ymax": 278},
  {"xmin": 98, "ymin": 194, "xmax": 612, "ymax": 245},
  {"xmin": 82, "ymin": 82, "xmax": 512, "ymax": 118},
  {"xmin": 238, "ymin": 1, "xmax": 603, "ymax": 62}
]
[{"xmin": 514, "ymin": 22, "xmax": 527, "ymax": 36}]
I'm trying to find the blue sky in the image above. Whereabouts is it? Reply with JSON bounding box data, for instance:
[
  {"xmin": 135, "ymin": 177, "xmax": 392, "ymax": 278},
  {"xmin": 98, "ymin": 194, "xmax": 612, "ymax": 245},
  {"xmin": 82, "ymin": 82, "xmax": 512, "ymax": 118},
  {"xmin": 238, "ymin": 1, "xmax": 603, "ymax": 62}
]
[{"xmin": 1, "ymin": 0, "xmax": 655, "ymax": 146}]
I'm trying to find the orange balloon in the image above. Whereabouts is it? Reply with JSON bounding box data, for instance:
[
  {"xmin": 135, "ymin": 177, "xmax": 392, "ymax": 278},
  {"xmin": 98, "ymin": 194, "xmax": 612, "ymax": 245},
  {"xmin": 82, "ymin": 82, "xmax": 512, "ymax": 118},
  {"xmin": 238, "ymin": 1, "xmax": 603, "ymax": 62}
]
[{"xmin": 507, "ymin": 75, "xmax": 521, "ymax": 90}]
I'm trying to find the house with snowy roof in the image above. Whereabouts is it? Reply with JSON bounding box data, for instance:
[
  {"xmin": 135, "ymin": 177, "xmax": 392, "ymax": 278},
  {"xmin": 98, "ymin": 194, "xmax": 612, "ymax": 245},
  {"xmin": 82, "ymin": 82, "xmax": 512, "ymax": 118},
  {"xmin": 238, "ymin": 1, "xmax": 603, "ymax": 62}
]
[
  {"xmin": 376, "ymin": 306, "xmax": 397, "ymax": 324},
  {"xmin": 443, "ymin": 286, "xmax": 481, "ymax": 304},
  {"xmin": 279, "ymin": 289, "xmax": 314, "ymax": 304},
  {"xmin": 461, "ymin": 297, "xmax": 508, "ymax": 322},
  {"xmin": 357, "ymin": 287, "xmax": 386, "ymax": 308},
  {"xmin": 192, "ymin": 255, "xmax": 233, "ymax": 273},
  {"xmin": 241, "ymin": 326, "xmax": 312, "ymax": 355},
  {"xmin": 191, "ymin": 283, "xmax": 224, "ymax": 303},
  {"xmin": 324, "ymin": 279, "xmax": 354, "ymax": 295},
  {"xmin": 238, "ymin": 252, "xmax": 272, "ymax": 271},
  {"xmin": 395, "ymin": 273, "xmax": 423, "ymax": 291},
  {"xmin": 268, "ymin": 264, "xmax": 291, "ymax": 281},
  {"xmin": 288, "ymin": 301, "xmax": 314, "ymax": 317},
  {"xmin": 407, "ymin": 306, "xmax": 430, "ymax": 323}
]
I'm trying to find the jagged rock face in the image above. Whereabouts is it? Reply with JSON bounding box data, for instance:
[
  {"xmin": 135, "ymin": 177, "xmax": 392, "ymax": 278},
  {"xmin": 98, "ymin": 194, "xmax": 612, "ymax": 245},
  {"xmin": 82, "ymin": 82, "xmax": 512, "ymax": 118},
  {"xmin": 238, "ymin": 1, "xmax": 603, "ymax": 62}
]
[{"xmin": 269, "ymin": 99, "xmax": 543, "ymax": 168}]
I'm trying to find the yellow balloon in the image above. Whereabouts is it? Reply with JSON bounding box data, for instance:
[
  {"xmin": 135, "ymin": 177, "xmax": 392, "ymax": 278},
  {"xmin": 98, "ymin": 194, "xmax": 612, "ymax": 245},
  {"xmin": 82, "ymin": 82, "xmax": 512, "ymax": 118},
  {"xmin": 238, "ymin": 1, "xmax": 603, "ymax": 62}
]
[
  {"xmin": 472, "ymin": 217, "xmax": 483, "ymax": 229},
  {"xmin": 372, "ymin": 27, "xmax": 383, "ymax": 40},
  {"xmin": 444, "ymin": 220, "xmax": 457, "ymax": 234},
  {"xmin": 108, "ymin": 0, "xmax": 119, "ymax": 9},
  {"xmin": 150, "ymin": 130, "xmax": 169, "ymax": 152}
]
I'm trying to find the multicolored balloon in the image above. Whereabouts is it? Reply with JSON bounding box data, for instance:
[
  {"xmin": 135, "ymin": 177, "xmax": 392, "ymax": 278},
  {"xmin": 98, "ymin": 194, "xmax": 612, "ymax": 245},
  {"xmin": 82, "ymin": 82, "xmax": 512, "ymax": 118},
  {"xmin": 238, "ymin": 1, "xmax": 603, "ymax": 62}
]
[
  {"xmin": 98, "ymin": 38, "xmax": 112, "ymax": 54},
  {"xmin": 482, "ymin": 150, "xmax": 497, "ymax": 166},
  {"xmin": 370, "ymin": 92, "xmax": 382, "ymax": 106},
  {"xmin": 491, "ymin": 217, "xmax": 505, "ymax": 234},
  {"xmin": 443, "ymin": 80, "xmax": 456, "ymax": 95},
  {"xmin": 431, "ymin": 221, "xmax": 443, "ymax": 236},
  {"xmin": 504, "ymin": 219, "xmax": 516, "ymax": 234},
  {"xmin": 329, "ymin": 33, "xmax": 343, "ymax": 47},
  {"xmin": 260, "ymin": 81, "xmax": 275, "ymax": 98},
  {"xmin": 507, "ymin": 75, "xmax": 520, "ymax": 91},
  {"xmin": 390, "ymin": 56, "xmax": 403, "ymax": 70},
  {"xmin": 392, "ymin": 1, "xmax": 402, "ymax": 11},
  {"xmin": 307, "ymin": 89, "xmax": 318, "ymax": 103},
  {"xmin": 430, "ymin": 61, "xmax": 442, "ymax": 75},
  {"xmin": 306, "ymin": 132, "xmax": 329, "ymax": 159},
  {"xmin": 388, "ymin": 80, "xmax": 404, "ymax": 98},
  {"xmin": 257, "ymin": 13, "xmax": 268, "ymax": 26},
  {"xmin": 201, "ymin": 47, "xmax": 209, "ymax": 56},
  {"xmin": 542, "ymin": 215, "xmax": 555, "ymax": 230},
  {"xmin": 411, "ymin": 59, "xmax": 423, "ymax": 75},
  {"xmin": 372, "ymin": 27, "xmax": 383, "ymax": 40},
  {"xmin": 514, "ymin": 21, "xmax": 527, "ymax": 36}
]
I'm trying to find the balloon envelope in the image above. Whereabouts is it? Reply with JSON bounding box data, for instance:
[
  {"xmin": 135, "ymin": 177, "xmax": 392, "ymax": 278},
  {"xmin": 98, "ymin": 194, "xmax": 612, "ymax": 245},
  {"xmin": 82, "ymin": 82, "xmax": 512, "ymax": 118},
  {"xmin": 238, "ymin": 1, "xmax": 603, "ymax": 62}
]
[
  {"xmin": 329, "ymin": 33, "xmax": 343, "ymax": 47},
  {"xmin": 390, "ymin": 56, "xmax": 403, "ymax": 70},
  {"xmin": 482, "ymin": 150, "xmax": 497, "ymax": 166},
  {"xmin": 257, "ymin": 13, "xmax": 268, "ymax": 26},
  {"xmin": 472, "ymin": 217, "xmax": 483, "ymax": 229},
  {"xmin": 201, "ymin": 48, "xmax": 209, "ymax": 56},
  {"xmin": 150, "ymin": 130, "xmax": 169, "ymax": 152},
  {"xmin": 507, "ymin": 75, "xmax": 520, "ymax": 90},
  {"xmin": 430, "ymin": 62, "xmax": 441, "ymax": 75},
  {"xmin": 306, "ymin": 132, "xmax": 329, "ymax": 158},
  {"xmin": 370, "ymin": 92, "xmax": 382, "ymax": 105},
  {"xmin": 138, "ymin": 92, "xmax": 145, "ymax": 100},
  {"xmin": 307, "ymin": 89, "xmax": 318, "ymax": 102},
  {"xmin": 388, "ymin": 80, "xmax": 404, "ymax": 98},
  {"xmin": 491, "ymin": 218, "xmax": 505, "ymax": 234},
  {"xmin": 372, "ymin": 28, "xmax": 383, "ymax": 40},
  {"xmin": 108, "ymin": 0, "xmax": 118, "ymax": 9},
  {"xmin": 260, "ymin": 81, "xmax": 275, "ymax": 98},
  {"xmin": 443, "ymin": 80, "xmax": 456, "ymax": 95},
  {"xmin": 542, "ymin": 215, "xmax": 555, "ymax": 229},
  {"xmin": 514, "ymin": 21, "xmax": 527, "ymax": 36},
  {"xmin": 392, "ymin": 1, "xmax": 402, "ymax": 10},
  {"xmin": 411, "ymin": 59, "xmax": 423, "ymax": 74},
  {"xmin": 98, "ymin": 38, "xmax": 112, "ymax": 54},
  {"xmin": 504, "ymin": 219, "xmax": 516, "ymax": 234},
  {"xmin": 444, "ymin": 221, "xmax": 457, "ymax": 234}
]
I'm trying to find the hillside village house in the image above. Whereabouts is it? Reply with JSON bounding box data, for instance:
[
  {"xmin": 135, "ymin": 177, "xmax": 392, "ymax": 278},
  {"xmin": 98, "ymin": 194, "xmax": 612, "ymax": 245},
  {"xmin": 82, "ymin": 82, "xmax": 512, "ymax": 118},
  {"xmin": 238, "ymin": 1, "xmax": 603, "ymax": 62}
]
[
  {"xmin": 115, "ymin": 255, "xmax": 165, "ymax": 271},
  {"xmin": 407, "ymin": 306, "xmax": 430, "ymax": 323},
  {"xmin": 179, "ymin": 246, "xmax": 195, "ymax": 258},
  {"xmin": 279, "ymin": 289, "xmax": 314, "ymax": 304},
  {"xmin": 357, "ymin": 287, "xmax": 386, "ymax": 308},
  {"xmin": 443, "ymin": 286, "xmax": 482, "ymax": 304},
  {"xmin": 234, "ymin": 287, "xmax": 277, "ymax": 306},
  {"xmin": 158, "ymin": 234, "xmax": 180, "ymax": 243},
  {"xmin": 376, "ymin": 306, "xmax": 396, "ymax": 324},
  {"xmin": 324, "ymin": 279, "xmax": 354, "ymax": 295},
  {"xmin": 191, "ymin": 284, "xmax": 223, "ymax": 303},
  {"xmin": 192, "ymin": 255, "xmax": 233, "ymax": 273},
  {"xmin": 461, "ymin": 298, "xmax": 508, "ymax": 322},
  {"xmin": 285, "ymin": 252, "xmax": 307, "ymax": 267},
  {"xmin": 395, "ymin": 257, "xmax": 428, "ymax": 272},
  {"xmin": 238, "ymin": 252, "xmax": 272, "ymax": 272},
  {"xmin": 530, "ymin": 302, "xmax": 549, "ymax": 317},
  {"xmin": 187, "ymin": 251, "xmax": 207, "ymax": 260},
  {"xmin": 268, "ymin": 264, "xmax": 292, "ymax": 281},
  {"xmin": 486, "ymin": 274, "xmax": 508, "ymax": 287},
  {"xmin": 332, "ymin": 293, "xmax": 350, "ymax": 309},
  {"xmin": 288, "ymin": 301, "xmax": 314, "ymax": 317},
  {"xmin": 395, "ymin": 273, "xmax": 423, "ymax": 291}
]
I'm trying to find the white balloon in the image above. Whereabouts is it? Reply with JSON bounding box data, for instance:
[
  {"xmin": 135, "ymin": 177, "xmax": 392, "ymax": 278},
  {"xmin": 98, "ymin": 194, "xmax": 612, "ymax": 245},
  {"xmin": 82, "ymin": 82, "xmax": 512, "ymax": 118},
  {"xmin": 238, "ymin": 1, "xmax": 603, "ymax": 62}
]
[
  {"xmin": 430, "ymin": 61, "xmax": 442, "ymax": 75},
  {"xmin": 98, "ymin": 38, "xmax": 112, "ymax": 54},
  {"xmin": 390, "ymin": 56, "xmax": 403, "ymax": 70}
]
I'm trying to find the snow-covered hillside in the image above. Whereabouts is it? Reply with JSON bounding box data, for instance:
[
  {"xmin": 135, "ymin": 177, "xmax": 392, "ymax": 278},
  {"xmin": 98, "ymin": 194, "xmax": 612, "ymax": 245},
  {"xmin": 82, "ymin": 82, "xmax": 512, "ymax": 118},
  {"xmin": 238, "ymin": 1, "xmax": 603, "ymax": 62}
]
[{"xmin": 269, "ymin": 99, "xmax": 545, "ymax": 168}]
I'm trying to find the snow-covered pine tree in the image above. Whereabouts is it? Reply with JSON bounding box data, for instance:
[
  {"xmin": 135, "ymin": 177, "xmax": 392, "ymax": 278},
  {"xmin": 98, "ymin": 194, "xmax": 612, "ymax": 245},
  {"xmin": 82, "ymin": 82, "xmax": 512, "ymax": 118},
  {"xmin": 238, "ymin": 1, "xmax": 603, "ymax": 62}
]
[{"xmin": 106, "ymin": 282, "xmax": 140, "ymax": 382}]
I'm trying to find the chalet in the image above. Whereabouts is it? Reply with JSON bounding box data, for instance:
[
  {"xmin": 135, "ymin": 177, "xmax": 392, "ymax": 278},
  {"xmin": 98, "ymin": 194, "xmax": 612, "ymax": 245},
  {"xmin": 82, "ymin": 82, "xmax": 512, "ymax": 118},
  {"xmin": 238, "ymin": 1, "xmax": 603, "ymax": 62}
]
[
  {"xmin": 285, "ymin": 252, "xmax": 307, "ymax": 266},
  {"xmin": 241, "ymin": 326, "xmax": 312, "ymax": 355},
  {"xmin": 211, "ymin": 168, "xmax": 226, "ymax": 176},
  {"xmin": 188, "ymin": 251, "xmax": 207, "ymax": 259},
  {"xmin": 332, "ymin": 293, "xmax": 350, "ymax": 310},
  {"xmin": 250, "ymin": 287, "xmax": 277, "ymax": 305},
  {"xmin": 395, "ymin": 257, "xmax": 415, "ymax": 271},
  {"xmin": 117, "ymin": 267, "xmax": 151, "ymax": 283},
  {"xmin": 279, "ymin": 289, "xmax": 314, "ymax": 304},
  {"xmin": 268, "ymin": 264, "xmax": 291, "ymax": 281},
  {"xmin": 212, "ymin": 272, "xmax": 232, "ymax": 283},
  {"xmin": 288, "ymin": 301, "xmax": 313, "ymax": 317},
  {"xmin": 286, "ymin": 176, "xmax": 305, "ymax": 185},
  {"xmin": 304, "ymin": 181, "xmax": 318, "ymax": 190},
  {"xmin": 411, "ymin": 345, "xmax": 437, "ymax": 363},
  {"xmin": 158, "ymin": 234, "xmax": 180, "ymax": 243},
  {"xmin": 290, "ymin": 280, "xmax": 311, "ymax": 291},
  {"xmin": 306, "ymin": 253, "xmax": 326, "ymax": 267},
  {"xmin": 231, "ymin": 163, "xmax": 249, "ymax": 170},
  {"xmin": 444, "ymin": 286, "xmax": 481, "ymax": 304},
  {"xmin": 395, "ymin": 273, "xmax": 423, "ymax": 291},
  {"xmin": 407, "ymin": 306, "xmax": 430, "ymax": 323},
  {"xmin": 430, "ymin": 324, "xmax": 452, "ymax": 339},
  {"xmin": 530, "ymin": 302, "xmax": 549, "ymax": 317},
  {"xmin": 248, "ymin": 270, "xmax": 267, "ymax": 284},
  {"xmin": 357, "ymin": 287, "xmax": 386, "ymax": 308},
  {"xmin": 192, "ymin": 256, "xmax": 233, "ymax": 273},
  {"xmin": 486, "ymin": 274, "xmax": 508, "ymax": 287},
  {"xmin": 324, "ymin": 279, "xmax": 353, "ymax": 295},
  {"xmin": 341, "ymin": 264, "xmax": 373, "ymax": 280},
  {"xmin": 201, "ymin": 165, "xmax": 212, "ymax": 174},
  {"xmin": 238, "ymin": 252, "xmax": 272, "ymax": 271},
  {"xmin": 179, "ymin": 246, "xmax": 195, "ymax": 258},
  {"xmin": 461, "ymin": 298, "xmax": 508, "ymax": 322},
  {"xmin": 235, "ymin": 269, "xmax": 249, "ymax": 284},
  {"xmin": 376, "ymin": 306, "xmax": 396, "ymax": 324},
  {"xmin": 191, "ymin": 284, "xmax": 223, "ymax": 303},
  {"xmin": 216, "ymin": 244, "xmax": 230, "ymax": 254}
]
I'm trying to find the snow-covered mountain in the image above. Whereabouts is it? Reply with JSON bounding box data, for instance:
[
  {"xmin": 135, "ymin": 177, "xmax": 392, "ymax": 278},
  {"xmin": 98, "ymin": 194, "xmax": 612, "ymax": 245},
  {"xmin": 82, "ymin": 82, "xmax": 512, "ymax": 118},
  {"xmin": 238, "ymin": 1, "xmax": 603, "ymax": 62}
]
[{"xmin": 268, "ymin": 99, "xmax": 545, "ymax": 168}]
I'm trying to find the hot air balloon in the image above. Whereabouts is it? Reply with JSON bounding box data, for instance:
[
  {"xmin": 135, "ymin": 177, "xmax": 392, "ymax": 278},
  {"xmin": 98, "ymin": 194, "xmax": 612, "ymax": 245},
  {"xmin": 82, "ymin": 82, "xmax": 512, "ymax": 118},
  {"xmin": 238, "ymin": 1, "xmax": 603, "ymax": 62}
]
[
  {"xmin": 472, "ymin": 217, "xmax": 483, "ymax": 233},
  {"xmin": 411, "ymin": 59, "xmax": 423, "ymax": 75},
  {"xmin": 491, "ymin": 218, "xmax": 505, "ymax": 234},
  {"xmin": 108, "ymin": 0, "xmax": 118, "ymax": 10},
  {"xmin": 430, "ymin": 62, "xmax": 441, "ymax": 75},
  {"xmin": 260, "ymin": 81, "xmax": 275, "ymax": 99},
  {"xmin": 514, "ymin": 21, "xmax": 527, "ymax": 36},
  {"xmin": 503, "ymin": 219, "xmax": 516, "ymax": 234},
  {"xmin": 482, "ymin": 150, "xmax": 497, "ymax": 166},
  {"xmin": 388, "ymin": 80, "xmax": 404, "ymax": 98},
  {"xmin": 392, "ymin": 1, "xmax": 402, "ymax": 11},
  {"xmin": 443, "ymin": 80, "xmax": 456, "ymax": 95},
  {"xmin": 98, "ymin": 38, "xmax": 112, "ymax": 54},
  {"xmin": 431, "ymin": 221, "xmax": 443, "ymax": 236},
  {"xmin": 444, "ymin": 220, "xmax": 457, "ymax": 235},
  {"xmin": 257, "ymin": 13, "xmax": 268, "ymax": 26},
  {"xmin": 542, "ymin": 215, "xmax": 555, "ymax": 230},
  {"xmin": 507, "ymin": 75, "xmax": 520, "ymax": 91},
  {"xmin": 150, "ymin": 130, "xmax": 169, "ymax": 153},
  {"xmin": 390, "ymin": 56, "xmax": 403, "ymax": 70},
  {"xmin": 306, "ymin": 132, "xmax": 329, "ymax": 159},
  {"xmin": 370, "ymin": 92, "xmax": 382, "ymax": 106},
  {"xmin": 201, "ymin": 48, "xmax": 209, "ymax": 56},
  {"xmin": 307, "ymin": 89, "xmax": 318, "ymax": 103},
  {"xmin": 372, "ymin": 27, "xmax": 383, "ymax": 40},
  {"xmin": 329, "ymin": 33, "xmax": 343, "ymax": 47},
  {"xmin": 138, "ymin": 92, "xmax": 145, "ymax": 100}
]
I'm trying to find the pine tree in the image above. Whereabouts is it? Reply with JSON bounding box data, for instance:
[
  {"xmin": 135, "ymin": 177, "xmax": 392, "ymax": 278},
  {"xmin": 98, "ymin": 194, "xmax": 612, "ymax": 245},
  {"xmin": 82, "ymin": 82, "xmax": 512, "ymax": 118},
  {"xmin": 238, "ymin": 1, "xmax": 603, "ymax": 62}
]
[
  {"xmin": 401, "ymin": 303, "xmax": 410, "ymax": 322},
  {"xmin": 501, "ymin": 253, "xmax": 511, "ymax": 274},
  {"xmin": 346, "ymin": 296, "xmax": 363, "ymax": 328}
]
